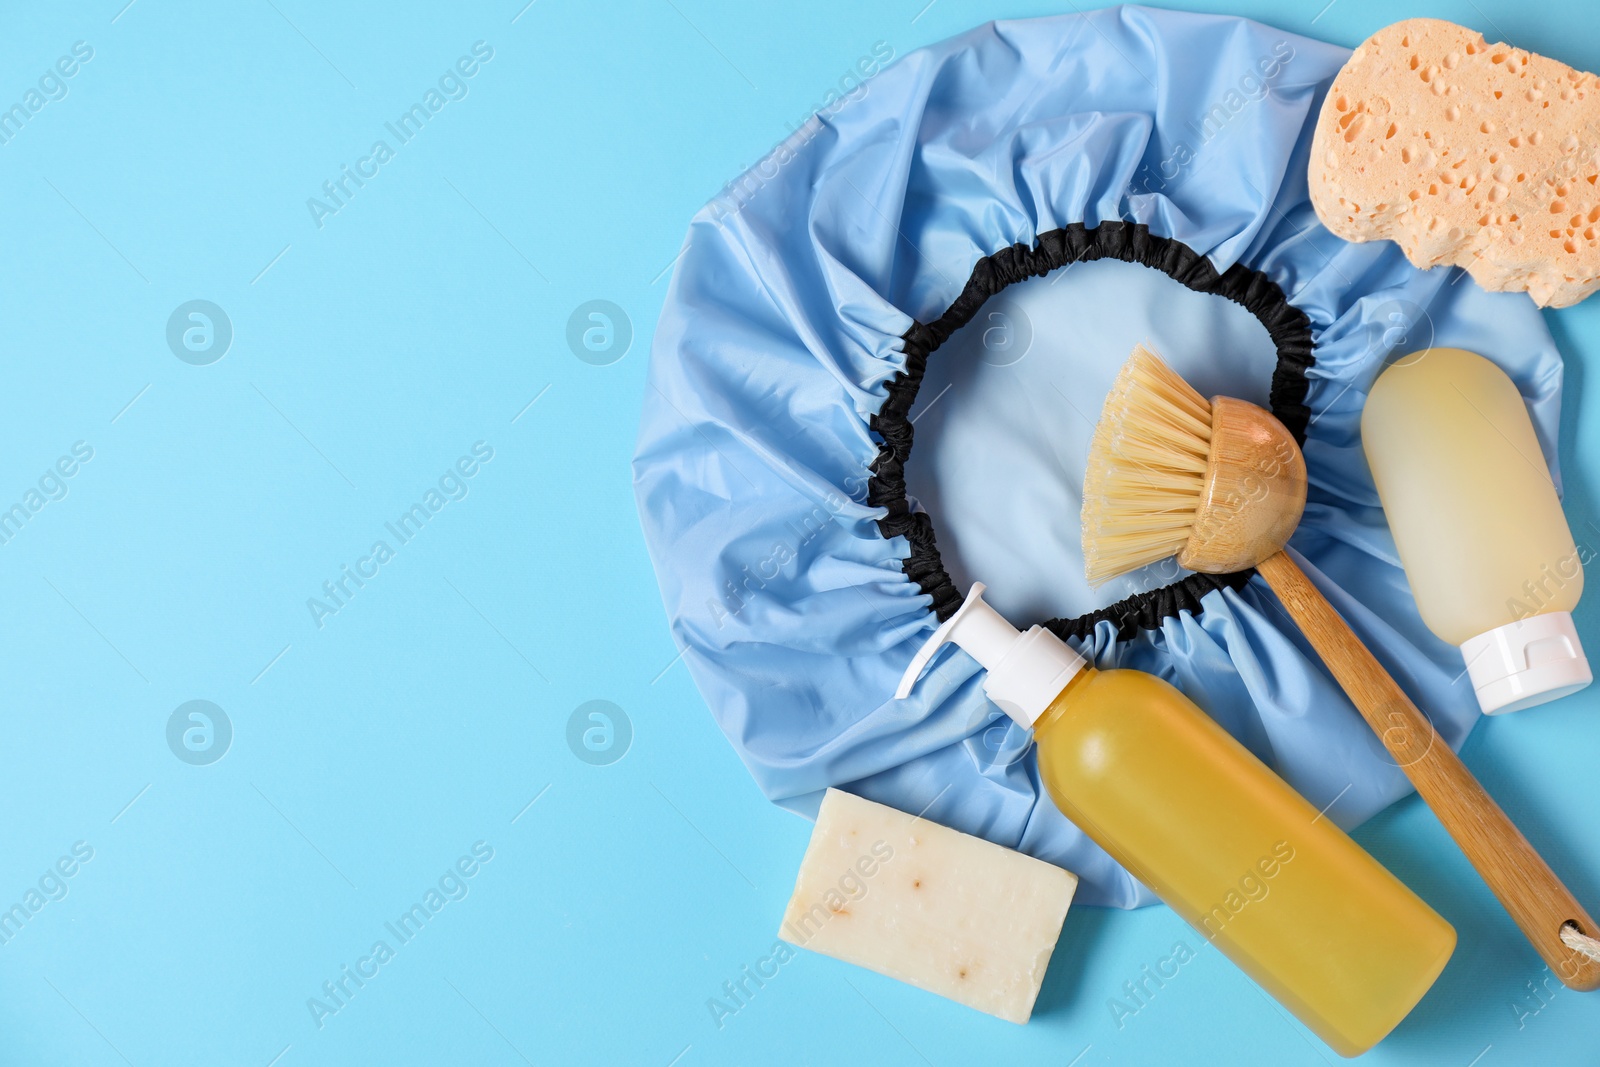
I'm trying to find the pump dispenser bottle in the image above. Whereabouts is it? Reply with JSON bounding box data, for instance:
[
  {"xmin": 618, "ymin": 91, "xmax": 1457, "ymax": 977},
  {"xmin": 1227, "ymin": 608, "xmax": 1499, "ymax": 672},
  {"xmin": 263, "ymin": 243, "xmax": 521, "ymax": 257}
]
[
  {"xmin": 1363, "ymin": 347, "xmax": 1592, "ymax": 714},
  {"xmin": 898, "ymin": 585, "xmax": 1455, "ymax": 1058}
]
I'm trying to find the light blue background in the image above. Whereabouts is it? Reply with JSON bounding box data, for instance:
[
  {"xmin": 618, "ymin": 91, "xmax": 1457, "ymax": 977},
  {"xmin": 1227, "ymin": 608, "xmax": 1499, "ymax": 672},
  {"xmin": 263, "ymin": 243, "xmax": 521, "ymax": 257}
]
[{"xmin": 0, "ymin": 1, "xmax": 1596, "ymax": 1064}]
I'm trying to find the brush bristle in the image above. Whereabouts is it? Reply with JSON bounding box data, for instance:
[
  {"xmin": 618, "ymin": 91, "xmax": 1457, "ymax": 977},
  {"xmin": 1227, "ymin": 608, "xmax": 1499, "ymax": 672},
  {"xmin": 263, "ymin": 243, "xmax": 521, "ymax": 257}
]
[{"xmin": 1081, "ymin": 345, "xmax": 1214, "ymax": 586}]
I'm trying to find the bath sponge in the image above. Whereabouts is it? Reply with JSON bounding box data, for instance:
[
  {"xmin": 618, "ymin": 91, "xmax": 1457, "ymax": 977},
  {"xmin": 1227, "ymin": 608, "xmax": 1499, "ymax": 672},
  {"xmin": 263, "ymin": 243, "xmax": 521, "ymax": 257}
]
[{"xmin": 1309, "ymin": 19, "xmax": 1600, "ymax": 308}]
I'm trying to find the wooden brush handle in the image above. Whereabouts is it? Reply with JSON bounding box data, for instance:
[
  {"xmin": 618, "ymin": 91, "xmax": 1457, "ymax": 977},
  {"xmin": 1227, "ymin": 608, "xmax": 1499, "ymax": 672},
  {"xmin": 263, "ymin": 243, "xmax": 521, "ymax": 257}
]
[{"xmin": 1255, "ymin": 550, "xmax": 1600, "ymax": 990}]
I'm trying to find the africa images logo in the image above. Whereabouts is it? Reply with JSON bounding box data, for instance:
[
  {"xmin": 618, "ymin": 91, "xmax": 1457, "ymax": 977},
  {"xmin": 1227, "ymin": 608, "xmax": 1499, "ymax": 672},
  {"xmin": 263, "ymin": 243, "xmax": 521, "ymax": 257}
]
[
  {"xmin": 166, "ymin": 701, "xmax": 232, "ymax": 766},
  {"xmin": 166, "ymin": 300, "xmax": 233, "ymax": 365},
  {"xmin": 306, "ymin": 42, "xmax": 494, "ymax": 229}
]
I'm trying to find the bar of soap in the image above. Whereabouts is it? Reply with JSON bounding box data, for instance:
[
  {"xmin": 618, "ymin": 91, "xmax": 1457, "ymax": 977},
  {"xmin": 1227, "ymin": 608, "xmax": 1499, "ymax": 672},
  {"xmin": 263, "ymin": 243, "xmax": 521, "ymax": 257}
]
[
  {"xmin": 1309, "ymin": 18, "xmax": 1600, "ymax": 308},
  {"xmin": 779, "ymin": 788, "xmax": 1077, "ymax": 1023}
]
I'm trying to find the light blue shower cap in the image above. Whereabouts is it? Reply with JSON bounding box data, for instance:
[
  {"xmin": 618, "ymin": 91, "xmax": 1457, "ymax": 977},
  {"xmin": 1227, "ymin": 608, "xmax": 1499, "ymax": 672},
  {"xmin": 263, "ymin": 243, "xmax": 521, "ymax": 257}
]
[{"xmin": 633, "ymin": 5, "xmax": 1567, "ymax": 906}]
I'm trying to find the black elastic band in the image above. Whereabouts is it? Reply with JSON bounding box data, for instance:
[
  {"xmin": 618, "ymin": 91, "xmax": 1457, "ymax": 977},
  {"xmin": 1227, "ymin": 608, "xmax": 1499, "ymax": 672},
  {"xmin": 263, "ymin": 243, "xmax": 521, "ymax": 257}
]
[{"xmin": 867, "ymin": 221, "xmax": 1315, "ymax": 640}]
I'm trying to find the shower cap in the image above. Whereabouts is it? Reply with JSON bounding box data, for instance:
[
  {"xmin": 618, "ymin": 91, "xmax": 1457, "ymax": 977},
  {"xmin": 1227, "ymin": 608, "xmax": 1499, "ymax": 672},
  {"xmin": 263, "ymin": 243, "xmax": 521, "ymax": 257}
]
[{"xmin": 633, "ymin": 6, "xmax": 1568, "ymax": 906}]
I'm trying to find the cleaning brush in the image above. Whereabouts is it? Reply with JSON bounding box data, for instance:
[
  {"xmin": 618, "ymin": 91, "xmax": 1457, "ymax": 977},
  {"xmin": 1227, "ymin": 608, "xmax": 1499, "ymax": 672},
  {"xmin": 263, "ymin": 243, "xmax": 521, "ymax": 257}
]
[
  {"xmin": 1081, "ymin": 343, "xmax": 1600, "ymax": 991},
  {"xmin": 1084, "ymin": 344, "xmax": 1307, "ymax": 584}
]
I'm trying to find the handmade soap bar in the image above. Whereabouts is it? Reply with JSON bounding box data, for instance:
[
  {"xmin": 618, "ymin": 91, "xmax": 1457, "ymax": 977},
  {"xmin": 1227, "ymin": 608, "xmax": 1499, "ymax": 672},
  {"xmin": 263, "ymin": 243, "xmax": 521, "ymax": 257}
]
[{"xmin": 779, "ymin": 788, "xmax": 1077, "ymax": 1023}]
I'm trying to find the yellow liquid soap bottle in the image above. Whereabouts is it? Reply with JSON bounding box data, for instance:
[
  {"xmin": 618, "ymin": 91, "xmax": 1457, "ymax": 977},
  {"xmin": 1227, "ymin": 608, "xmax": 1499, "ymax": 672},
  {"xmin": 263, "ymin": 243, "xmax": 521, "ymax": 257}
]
[
  {"xmin": 1363, "ymin": 347, "xmax": 1592, "ymax": 714},
  {"xmin": 897, "ymin": 584, "xmax": 1455, "ymax": 1058}
]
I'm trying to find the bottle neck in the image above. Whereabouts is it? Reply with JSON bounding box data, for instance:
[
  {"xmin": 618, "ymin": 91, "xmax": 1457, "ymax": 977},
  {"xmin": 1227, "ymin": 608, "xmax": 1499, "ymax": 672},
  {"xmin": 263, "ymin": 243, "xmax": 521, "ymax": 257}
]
[{"xmin": 1032, "ymin": 664, "xmax": 1098, "ymax": 735}]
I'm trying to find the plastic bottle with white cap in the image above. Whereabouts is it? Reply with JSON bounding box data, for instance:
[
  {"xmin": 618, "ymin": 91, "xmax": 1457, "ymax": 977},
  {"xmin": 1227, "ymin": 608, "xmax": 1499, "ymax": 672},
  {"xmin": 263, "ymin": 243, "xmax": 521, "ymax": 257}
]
[
  {"xmin": 1362, "ymin": 347, "xmax": 1592, "ymax": 714},
  {"xmin": 898, "ymin": 583, "xmax": 1455, "ymax": 1058}
]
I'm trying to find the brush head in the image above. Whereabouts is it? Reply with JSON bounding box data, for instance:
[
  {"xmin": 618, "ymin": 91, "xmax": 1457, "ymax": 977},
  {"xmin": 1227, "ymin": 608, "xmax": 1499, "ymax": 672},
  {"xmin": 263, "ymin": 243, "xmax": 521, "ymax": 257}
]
[
  {"xmin": 1081, "ymin": 345, "xmax": 1214, "ymax": 584},
  {"xmin": 1081, "ymin": 345, "xmax": 1307, "ymax": 584}
]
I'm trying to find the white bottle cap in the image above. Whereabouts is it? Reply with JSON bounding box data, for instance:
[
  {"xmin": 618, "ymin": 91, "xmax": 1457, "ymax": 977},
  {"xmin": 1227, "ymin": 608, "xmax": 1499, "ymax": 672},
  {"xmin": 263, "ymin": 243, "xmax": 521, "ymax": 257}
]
[
  {"xmin": 895, "ymin": 583, "xmax": 1086, "ymax": 728},
  {"xmin": 1459, "ymin": 611, "xmax": 1592, "ymax": 715}
]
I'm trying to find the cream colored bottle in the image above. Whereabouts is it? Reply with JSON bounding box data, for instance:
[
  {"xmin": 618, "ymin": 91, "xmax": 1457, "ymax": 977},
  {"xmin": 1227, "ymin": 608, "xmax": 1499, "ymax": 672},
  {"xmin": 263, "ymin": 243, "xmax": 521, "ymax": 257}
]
[
  {"xmin": 1363, "ymin": 347, "xmax": 1592, "ymax": 713},
  {"xmin": 897, "ymin": 584, "xmax": 1455, "ymax": 1057}
]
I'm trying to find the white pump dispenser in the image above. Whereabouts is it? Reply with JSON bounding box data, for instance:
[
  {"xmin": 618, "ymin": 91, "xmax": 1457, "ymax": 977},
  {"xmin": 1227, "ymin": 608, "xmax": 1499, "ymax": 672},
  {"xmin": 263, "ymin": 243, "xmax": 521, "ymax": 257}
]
[{"xmin": 895, "ymin": 583, "xmax": 1086, "ymax": 727}]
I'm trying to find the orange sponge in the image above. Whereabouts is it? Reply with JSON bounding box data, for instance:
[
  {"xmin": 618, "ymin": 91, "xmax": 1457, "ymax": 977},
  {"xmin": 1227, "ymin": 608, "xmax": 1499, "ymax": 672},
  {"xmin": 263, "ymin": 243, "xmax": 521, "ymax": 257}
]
[{"xmin": 1310, "ymin": 19, "xmax": 1600, "ymax": 308}]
